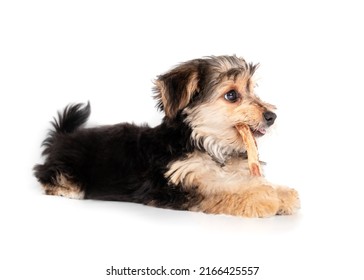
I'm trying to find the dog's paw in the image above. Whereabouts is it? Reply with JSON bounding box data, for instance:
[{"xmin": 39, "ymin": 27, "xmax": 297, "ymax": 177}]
[
  {"xmin": 241, "ymin": 185, "xmax": 280, "ymax": 218},
  {"xmin": 275, "ymin": 187, "xmax": 300, "ymax": 215}
]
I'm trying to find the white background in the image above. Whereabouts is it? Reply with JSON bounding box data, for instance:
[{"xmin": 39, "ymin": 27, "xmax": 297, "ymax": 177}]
[{"xmin": 1, "ymin": 1, "xmax": 363, "ymax": 279}]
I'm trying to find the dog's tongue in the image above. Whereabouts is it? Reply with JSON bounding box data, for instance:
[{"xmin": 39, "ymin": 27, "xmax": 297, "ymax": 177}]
[{"xmin": 257, "ymin": 128, "xmax": 266, "ymax": 135}]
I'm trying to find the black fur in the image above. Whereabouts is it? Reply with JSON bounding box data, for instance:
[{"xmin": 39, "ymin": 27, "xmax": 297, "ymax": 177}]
[
  {"xmin": 32, "ymin": 56, "xmax": 296, "ymax": 218},
  {"xmin": 40, "ymin": 102, "xmax": 91, "ymax": 156},
  {"xmin": 34, "ymin": 103, "xmax": 201, "ymax": 209}
]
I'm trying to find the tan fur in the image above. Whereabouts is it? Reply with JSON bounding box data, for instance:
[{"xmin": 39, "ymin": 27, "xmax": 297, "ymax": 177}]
[
  {"xmin": 185, "ymin": 72, "xmax": 199, "ymax": 102},
  {"xmin": 183, "ymin": 73, "xmax": 276, "ymax": 164},
  {"xmin": 154, "ymin": 65, "xmax": 199, "ymax": 118},
  {"xmin": 165, "ymin": 151, "xmax": 299, "ymax": 217},
  {"xmin": 162, "ymin": 56, "xmax": 300, "ymax": 217},
  {"xmin": 276, "ymin": 187, "xmax": 301, "ymax": 215},
  {"xmin": 166, "ymin": 151, "xmax": 254, "ymax": 195},
  {"xmin": 184, "ymin": 103, "xmax": 246, "ymax": 163},
  {"xmin": 35, "ymin": 55, "xmax": 299, "ymax": 218},
  {"xmin": 155, "ymin": 80, "xmax": 168, "ymax": 113},
  {"xmin": 190, "ymin": 186, "xmax": 280, "ymax": 218},
  {"xmin": 43, "ymin": 174, "xmax": 84, "ymax": 199}
]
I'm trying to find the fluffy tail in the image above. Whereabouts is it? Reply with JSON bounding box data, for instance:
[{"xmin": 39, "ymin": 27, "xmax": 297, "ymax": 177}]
[{"xmin": 41, "ymin": 102, "xmax": 91, "ymax": 156}]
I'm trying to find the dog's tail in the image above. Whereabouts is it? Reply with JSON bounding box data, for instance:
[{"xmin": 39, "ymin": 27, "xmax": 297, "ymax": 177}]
[{"xmin": 41, "ymin": 102, "xmax": 91, "ymax": 156}]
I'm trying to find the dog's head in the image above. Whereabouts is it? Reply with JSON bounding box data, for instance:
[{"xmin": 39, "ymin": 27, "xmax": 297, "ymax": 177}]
[{"xmin": 154, "ymin": 55, "xmax": 276, "ymax": 162}]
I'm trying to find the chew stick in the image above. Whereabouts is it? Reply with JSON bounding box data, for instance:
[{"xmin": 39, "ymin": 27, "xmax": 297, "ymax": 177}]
[{"xmin": 235, "ymin": 124, "xmax": 262, "ymax": 177}]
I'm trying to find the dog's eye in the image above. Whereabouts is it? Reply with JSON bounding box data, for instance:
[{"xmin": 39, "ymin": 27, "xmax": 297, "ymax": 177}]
[{"xmin": 224, "ymin": 90, "xmax": 239, "ymax": 103}]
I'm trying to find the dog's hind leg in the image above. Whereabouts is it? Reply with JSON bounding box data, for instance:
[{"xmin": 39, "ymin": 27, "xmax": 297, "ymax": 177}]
[{"xmin": 42, "ymin": 174, "xmax": 85, "ymax": 200}]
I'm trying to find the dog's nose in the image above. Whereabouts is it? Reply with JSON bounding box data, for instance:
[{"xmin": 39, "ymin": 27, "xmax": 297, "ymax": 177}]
[{"xmin": 263, "ymin": 111, "xmax": 277, "ymax": 126}]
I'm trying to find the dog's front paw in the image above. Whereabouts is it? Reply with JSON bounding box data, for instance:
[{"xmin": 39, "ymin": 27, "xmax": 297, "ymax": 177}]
[
  {"xmin": 241, "ymin": 185, "xmax": 280, "ymax": 218},
  {"xmin": 275, "ymin": 187, "xmax": 300, "ymax": 215}
]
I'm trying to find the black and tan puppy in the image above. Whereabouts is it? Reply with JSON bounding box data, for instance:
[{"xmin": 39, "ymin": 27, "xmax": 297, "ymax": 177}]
[{"xmin": 34, "ymin": 55, "xmax": 300, "ymax": 217}]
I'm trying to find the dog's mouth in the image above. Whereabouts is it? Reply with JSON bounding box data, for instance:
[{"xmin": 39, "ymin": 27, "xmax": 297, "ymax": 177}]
[
  {"xmin": 234, "ymin": 124, "xmax": 267, "ymax": 139},
  {"xmin": 252, "ymin": 127, "xmax": 266, "ymax": 137}
]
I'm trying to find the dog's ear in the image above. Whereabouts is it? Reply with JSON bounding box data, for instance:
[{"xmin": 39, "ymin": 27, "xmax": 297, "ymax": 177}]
[{"xmin": 154, "ymin": 60, "xmax": 200, "ymax": 119}]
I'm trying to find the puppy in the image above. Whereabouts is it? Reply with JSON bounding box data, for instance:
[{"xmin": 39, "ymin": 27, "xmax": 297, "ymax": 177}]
[{"xmin": 34, "ymin": 55, "xmax": 300, "ymax": 218}]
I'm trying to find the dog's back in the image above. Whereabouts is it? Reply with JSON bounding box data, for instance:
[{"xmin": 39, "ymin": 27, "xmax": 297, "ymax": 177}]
[{"xmin": 33, "ymin": 102, "xmax": 194, "ymax": 207}]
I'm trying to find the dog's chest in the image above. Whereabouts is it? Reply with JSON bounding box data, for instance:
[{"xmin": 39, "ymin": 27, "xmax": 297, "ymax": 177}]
[{"xmin": 165, "ymin": 151, "xmax": 258, "ymax": 194}]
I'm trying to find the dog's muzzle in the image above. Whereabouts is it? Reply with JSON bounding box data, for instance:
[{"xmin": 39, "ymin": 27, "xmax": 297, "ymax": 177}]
[{"xmin": 249, "ymin": 111, "xmax": 277, "ymax": 137}]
